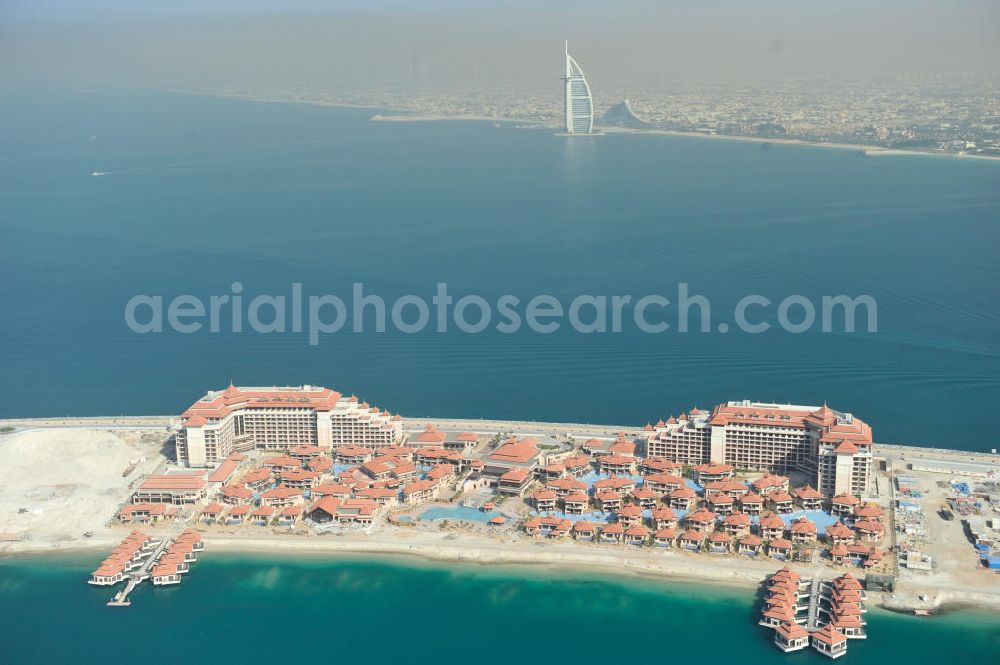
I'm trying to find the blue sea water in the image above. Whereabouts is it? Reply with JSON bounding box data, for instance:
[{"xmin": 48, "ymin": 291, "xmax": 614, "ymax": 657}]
[
  {"xmin": 1, "ymin": 554, "xmax": 998, "ymax": 664},
  {"xmin": 1, "ymin": 86, "xmax": 999, "ymax": 449}
]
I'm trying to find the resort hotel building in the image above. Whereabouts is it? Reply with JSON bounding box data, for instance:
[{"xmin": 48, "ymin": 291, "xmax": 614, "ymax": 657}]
[
  {"xmin": 176, "ymin": 385, "xmax": 403, "ymax": 467},
  {"xmin": 645, "ymin": 401, "xmax": 873, "ymax": 497},
  {"xmin": 562, "ymin": 41, "xmax": 594, "ymax": 135}
]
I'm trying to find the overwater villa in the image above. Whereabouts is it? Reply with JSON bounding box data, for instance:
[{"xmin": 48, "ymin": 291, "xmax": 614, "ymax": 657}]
[
  {"xmin": 773, "ymin": 622, "xmax": 810, "ymax": 652},
  {"xmin": 150, "ymin": 530, "xmax": 204, "ymax": 586},
  {"xmin": 89, "ymin": 531, "xmax": 157, "ymax": 585},
  {"xmin": 760, "ymin": 602, "xmax": 799, "ymax": 629},
  {"xmin": 760, "ymin": 568, "xmax": 863, "ymax": 658},
  {"xmin": 811, "ymin": 624, "xmax": 848, "ymax": 659}
]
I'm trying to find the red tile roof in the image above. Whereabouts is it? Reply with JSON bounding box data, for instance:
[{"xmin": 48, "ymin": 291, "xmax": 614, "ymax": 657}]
[{"xmin": 489, "ymin": 438, "xmax": 539, "ymax": 464}]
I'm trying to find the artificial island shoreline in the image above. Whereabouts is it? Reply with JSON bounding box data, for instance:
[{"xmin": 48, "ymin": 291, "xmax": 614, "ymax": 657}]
[
  {"xmin": 2, "ymin": 393, "xmax": 999, "ymax": 617},
  {"xmin": 5, "ymin": 526, "xmax": 999, "ymax": 618}
]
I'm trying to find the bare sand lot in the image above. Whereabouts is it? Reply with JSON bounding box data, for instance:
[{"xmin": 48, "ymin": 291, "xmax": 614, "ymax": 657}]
[{"xmin": 0, "ymin": 428, "xmax": 166, "ymax": 550}]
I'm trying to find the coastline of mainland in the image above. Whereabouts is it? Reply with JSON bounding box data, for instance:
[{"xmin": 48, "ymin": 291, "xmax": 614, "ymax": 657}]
[{"xmin": 153, "ymin": 86, "xmax": 1000, "ymax": 163}]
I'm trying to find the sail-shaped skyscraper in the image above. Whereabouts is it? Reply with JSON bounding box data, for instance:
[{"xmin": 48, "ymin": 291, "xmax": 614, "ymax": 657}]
[{"xmin": 562, "ymin": 41, "xmax": 593, "ymax": 135}]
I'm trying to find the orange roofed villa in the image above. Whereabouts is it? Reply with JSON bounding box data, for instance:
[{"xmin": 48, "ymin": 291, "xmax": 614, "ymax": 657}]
[
  {"xmin": 176, "ymin": 385, "xmax": 404, "ymax": 467},
  {"xmin": 645, "ymin": 401, "xmax": 873, "ymax": 497}
]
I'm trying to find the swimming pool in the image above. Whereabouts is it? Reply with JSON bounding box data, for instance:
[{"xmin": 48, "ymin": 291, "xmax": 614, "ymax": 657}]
[
  {"xmin": 780, "ymin": 510, "xmax": 838, "ymax": 531},
  {"xmin": 418, "ymin": 505, "xmax": 507, "ymax": 523}
]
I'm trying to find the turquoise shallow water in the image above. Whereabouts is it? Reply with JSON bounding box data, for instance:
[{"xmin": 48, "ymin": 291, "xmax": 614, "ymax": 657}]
[
  {"xmin": 0, "ymin": 554, "xmax": 997, "ymax": 664},
  {"xmin": 1, "ymin": 86, "xmax": 999, "ymax": 448}
]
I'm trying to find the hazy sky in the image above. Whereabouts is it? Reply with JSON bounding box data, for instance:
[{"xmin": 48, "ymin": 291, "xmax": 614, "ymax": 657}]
[{"xmin": 2, "ymin": 1, "xmax": 998, "ymax": 89}]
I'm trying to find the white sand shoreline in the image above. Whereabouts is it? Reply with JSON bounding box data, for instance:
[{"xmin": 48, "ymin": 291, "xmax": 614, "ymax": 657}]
[{"xmin": 6, "ymin": 530, "xmax": 1000, "ymax": 615}]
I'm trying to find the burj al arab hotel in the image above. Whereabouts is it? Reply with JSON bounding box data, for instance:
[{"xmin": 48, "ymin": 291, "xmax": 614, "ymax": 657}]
[{"xmin": 562, "ymin": 41, "xmax": 594, "ymax": 135}]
